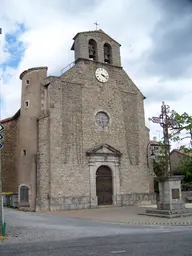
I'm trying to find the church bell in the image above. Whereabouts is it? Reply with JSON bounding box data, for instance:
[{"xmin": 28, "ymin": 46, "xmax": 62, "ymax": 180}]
[
  {"xmin": 89, "ymin": 50, "xmax": 94, "ymax": 58},
  {"xmin": 89, "ymin": 45, "xmax": 95, "ymax": 59},
  {"xmin": 104, "ymin": 54, "xmax": 110, "ymax": 63}
]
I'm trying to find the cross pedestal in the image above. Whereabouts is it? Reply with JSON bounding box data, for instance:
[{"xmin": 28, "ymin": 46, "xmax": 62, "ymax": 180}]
[
  {"xmin": 144, "ymin": 102, "xmax": 192, "ymax": 218},
  {"xmin": 145, "ymin": 176, "xmax": 192, "ymax": 218}
]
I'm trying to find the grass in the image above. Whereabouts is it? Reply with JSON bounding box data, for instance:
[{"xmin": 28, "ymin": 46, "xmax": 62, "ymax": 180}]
[{"xmin": 0, "ymin": 236, "xmax": 7, "ymax": 241}]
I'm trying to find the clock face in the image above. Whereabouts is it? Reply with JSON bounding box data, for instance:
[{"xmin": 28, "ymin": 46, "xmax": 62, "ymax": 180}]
[{"xmin": 95, "ymin": 68, "xmax": 109, "ymax": 83}]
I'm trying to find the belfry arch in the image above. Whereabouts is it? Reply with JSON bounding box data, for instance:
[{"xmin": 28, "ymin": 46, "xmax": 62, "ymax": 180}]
[
  {"xmin": 104, "ymin": 43, "xmax": 112, "ymax": 64},
  {"xmin": 88, "ymin": 39, "xmax": 97, "ymax": 61}
]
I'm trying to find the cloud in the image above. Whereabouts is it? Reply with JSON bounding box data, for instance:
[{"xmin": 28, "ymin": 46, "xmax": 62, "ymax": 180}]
[
  {"xmin": 145, "ymin": 0, "xmax": 192, "ymax": 79},
  {"xmin": 0, "ymin": 0, "xmax": 157, "ymax": 116},
  {"xmin": 1, "ymin": 24, "xmax": 26, "ymax": 70},
  {"xmin": 0, "ymin": 0, "xmax": 192, "ymax": 149}
]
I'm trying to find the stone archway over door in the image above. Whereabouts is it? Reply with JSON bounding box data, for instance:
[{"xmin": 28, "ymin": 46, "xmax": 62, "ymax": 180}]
[
  {"xmin": 96, "ymin": 166, "xmax": 113, "ymax": 205},
  {"xmin": 86, "ymin": 143, "xmax": 122, "ymax": 207}
]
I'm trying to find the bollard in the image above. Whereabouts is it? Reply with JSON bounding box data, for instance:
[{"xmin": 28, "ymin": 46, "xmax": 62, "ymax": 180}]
[{"xmin": 2, "ymin": 222, "xmax": 6, "ymax": 236}]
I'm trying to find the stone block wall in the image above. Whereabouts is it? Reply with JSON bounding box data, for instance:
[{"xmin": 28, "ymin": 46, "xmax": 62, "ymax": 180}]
[
  {"xmin": 182, "ymin": 191, "xmax": 192, "ymax": 202},
  {"xmin": 36, "ymin": 30, "xmax": 154, "ymax": 211},
  {"xmin": 18, "ymin": 67, "xmax": 47, "ymax": 211},
  {"xmin": 72, "ymin": 30, "xmax": 121, "ymax": 67},
  {"xmin": 121, "ymin": 193, "xmax": 156, "ymax": 206},
  {"xmin": 36, "ymin": 114, "xmax": 50, "ymax": 211},
  {"xmin": 1, "ymin": 116, "xmax": 19, "ymax": 193},
  {"xmin": 50, "ymin": 196, "xmax": 90, "ymax": 211}
]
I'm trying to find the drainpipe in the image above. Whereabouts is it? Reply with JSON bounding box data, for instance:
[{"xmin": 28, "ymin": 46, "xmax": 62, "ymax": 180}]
[{"xmin": 48, "ymin": 116, "xmax": 51, "ymax": 211}]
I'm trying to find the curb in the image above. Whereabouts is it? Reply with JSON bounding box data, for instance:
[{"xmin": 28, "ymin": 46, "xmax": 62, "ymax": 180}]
[{"xmin": 92, "ymin": 220, "xmax": 192, "ymax": 226}]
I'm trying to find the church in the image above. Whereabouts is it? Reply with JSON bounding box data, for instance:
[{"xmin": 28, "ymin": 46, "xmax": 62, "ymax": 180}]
[{"xmin": 1, "ymin": 29, "xmax": 155, "ymax": 211}]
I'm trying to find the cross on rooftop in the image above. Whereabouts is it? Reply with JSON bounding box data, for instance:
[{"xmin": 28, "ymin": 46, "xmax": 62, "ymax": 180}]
[{"xmin": 94, "ymin": 21, "xmax": 99, "ymax": 30}]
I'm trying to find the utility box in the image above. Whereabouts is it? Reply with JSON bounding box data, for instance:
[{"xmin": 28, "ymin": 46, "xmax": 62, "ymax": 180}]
[{"xmin": 10, "ymin": 194, "xmax": 18, "ymax": 208}]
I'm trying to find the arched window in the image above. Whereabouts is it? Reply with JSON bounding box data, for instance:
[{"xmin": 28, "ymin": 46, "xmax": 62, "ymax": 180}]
[
  {"xmin": 88, "ymin": 39, "xmax": 97, "ymax": 61},
  {"xmin": 20, "ymin": 185, "xmax": 29, "ymax": 207},
  {"xmin": 104, "ymin": 43, "xmax": 112, "ymax": 64}
]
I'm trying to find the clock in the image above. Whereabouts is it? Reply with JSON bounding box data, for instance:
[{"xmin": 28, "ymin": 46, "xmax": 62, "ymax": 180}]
[{"xmin": 95, "ymin": 68, "xmax": 109, "ymax": 83}]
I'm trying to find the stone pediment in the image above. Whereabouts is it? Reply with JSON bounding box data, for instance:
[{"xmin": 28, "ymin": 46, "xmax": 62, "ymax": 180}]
[{"xmin": 86, "ymin": 144, "xmax": 122, "ymax": 156}]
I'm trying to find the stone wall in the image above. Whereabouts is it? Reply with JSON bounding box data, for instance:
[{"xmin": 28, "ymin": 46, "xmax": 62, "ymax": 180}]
[
  {"xmin": 1, "ymin": 116, "xmax": 19, "ymax": 193},
  {"xmin": 18, "ymin": 67, "xmax": 47, "ymax": 210},
  {"xmin": 121, "ymin": 193, "xmax": 156, "ymax": 206},
  {"xmin": 49, "ymin": 194, "xmax": 156, "ymax": 210},
  {"xmin": 36, "ymin": 61, "xmax": 153, "ymax": 210},
  {"xmin": 155, "ymin": 191, "xmax": 192, "ymax": 203},
  {"xmin": 48, "ymin": 79, "xmax": 89, "ymax": 198},
  {"xmin": 50, "ymin": 196, "xmax": 90, "ymax": 211},
  {"xmin": 182, "ymin": 191, "xmax": 192, "ymax": 202},
  {"xmin": 36, "ymin": 114, "xmax": 50, "ymax": 211},
  {"xmin": 121, "ymin": 92, "xmax": 139, "ymax": 165},
  {"xmin": 37, "ymin": 194, "xmax": 156, "ymax": 211},
  {"xmin": 72, "ymin": 30, "xmax": 121, "ymax": 67},
  {"xmin": 36, "ymin": 30, "xmax": 153, "ymax": 211}
]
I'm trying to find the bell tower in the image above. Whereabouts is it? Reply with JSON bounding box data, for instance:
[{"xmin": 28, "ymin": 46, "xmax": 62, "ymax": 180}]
[{"xmin": 71, "ymin": 29, "xmax": 122, "ymax": 67}]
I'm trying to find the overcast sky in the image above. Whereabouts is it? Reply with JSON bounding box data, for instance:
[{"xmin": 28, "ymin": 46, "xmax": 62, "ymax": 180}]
[{"xmin": 0, "ymin": 0, "xmax": 192, "ymax": 148}]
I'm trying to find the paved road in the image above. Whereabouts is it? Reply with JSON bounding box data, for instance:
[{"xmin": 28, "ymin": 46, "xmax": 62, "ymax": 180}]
[
  {"xmin": 1, "ymin": 231, "xmax": 192, "ymax": 255},
  {"xmin": 2, "ymin": 208, "xmax": 192, "ymax": 243},
  {"xmin": 1, "ymin": 208, "xmax": 192, "ymax": 255}
]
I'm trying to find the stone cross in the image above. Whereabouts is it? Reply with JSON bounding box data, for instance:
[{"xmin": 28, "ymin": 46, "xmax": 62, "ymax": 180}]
[{"xmin": 149, "ymin": 101, "xmax": 180, "ymax": 177}]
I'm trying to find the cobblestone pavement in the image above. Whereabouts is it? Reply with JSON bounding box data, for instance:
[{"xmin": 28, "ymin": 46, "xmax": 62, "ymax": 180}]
[{"xmin": 52, "ymin": 204, "xmax": 192, "ymax": 226}]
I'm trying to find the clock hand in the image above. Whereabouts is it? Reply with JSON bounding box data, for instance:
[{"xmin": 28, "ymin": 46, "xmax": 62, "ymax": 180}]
[{"xmin": 101, "ymin": 73, "xmax": 106, "ymax": 78}]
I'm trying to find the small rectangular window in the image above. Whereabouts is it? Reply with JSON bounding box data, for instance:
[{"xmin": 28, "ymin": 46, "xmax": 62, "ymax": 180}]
[
  {"xmin": 23, "ymin": 150, "xmax": 26, "ymax": 155},
  {"xmin": 24, "ymin": 101, "xmax": 29, "ymax": 108},
  {"xmin": 26, "ymin": 80, "xmax": 30, "ymax": 85}
]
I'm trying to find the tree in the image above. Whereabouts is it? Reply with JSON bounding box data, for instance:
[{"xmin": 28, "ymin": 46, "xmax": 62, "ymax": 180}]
[
  {"xmin": 173, "ymin": 150, "xmax": 192, "ymax": 190},
  {"xmin": 174, "ymin": 156, "xmax": 192, "ymax": 182},
  {"xmin": 152, "ymin": 142, "xmax": 166, "ymax": 177},
  {"xmin": 168, "ymin": 111, "xmax": 192, "ymax": 189},
  {"xmin": 151, "ymin": 143, "xmax": 166, "ymax": 193},
  {"xmin": 169, "ymin": 112, "xmax": 192, "ymax": 146}
]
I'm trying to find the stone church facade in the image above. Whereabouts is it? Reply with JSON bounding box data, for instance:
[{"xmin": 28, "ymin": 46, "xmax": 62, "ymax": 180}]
[{"xmin": 1, "ymin": 29, "xmax": 155, "ymax": 211}]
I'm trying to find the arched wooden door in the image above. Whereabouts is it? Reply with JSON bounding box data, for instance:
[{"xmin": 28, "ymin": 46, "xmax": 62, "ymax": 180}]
[{"xmin": 96, "ymin": 166, "xmax": 113, "ymax": 205}]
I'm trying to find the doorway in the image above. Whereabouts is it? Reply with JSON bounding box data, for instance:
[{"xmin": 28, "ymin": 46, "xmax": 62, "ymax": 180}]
[{"xmin": 96, "ymin": 166, "xmax": 113, "ymax": 205}]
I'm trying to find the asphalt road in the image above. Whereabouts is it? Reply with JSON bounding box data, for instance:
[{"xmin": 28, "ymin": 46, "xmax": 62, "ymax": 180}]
[
  {"xmin": 1, "ymin": 208, "xmax": 192, "ymax": 255},
  {"xmin": 0, "ymin": 231, "xmax": 192, "ymax": 256}
]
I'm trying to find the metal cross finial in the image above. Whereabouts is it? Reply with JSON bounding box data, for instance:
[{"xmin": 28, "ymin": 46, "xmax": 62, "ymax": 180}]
[
  {"xmin": 148, "ymin": 101, "xmax": 180, "ymax": 177},
  {"xmin": 94, "ymin": 21, "xmax": 99, "ymax": 30}
]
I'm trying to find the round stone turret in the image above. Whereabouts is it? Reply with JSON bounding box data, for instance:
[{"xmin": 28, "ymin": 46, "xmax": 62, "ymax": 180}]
[{"xmin": 19, "ymin": 66, "xmax": 48, "ymax": 80}]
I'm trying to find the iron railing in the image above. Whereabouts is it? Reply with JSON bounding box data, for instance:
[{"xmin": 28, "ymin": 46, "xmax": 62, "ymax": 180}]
[{"xmin": 61, "ymin": 61, "xmax": 75, "ymax": 74}]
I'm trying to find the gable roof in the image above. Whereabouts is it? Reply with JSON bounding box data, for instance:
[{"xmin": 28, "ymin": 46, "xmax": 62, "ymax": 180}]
[{"xmin": 71, "ymin": 29, "xmax": 121, "ymax": 50}]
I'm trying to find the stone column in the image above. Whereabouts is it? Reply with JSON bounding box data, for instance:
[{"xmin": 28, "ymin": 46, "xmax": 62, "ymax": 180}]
[
  {"xmin": 114, "ymin": 161, "xmax": 121, "ymax": 206},
  {"xmin": 157, "ymin": 175, "xmax": 185, "ymax": 212},
  {"xmin": 89, "ymin": 159, "xmax": 98, "ymax": 208}
]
